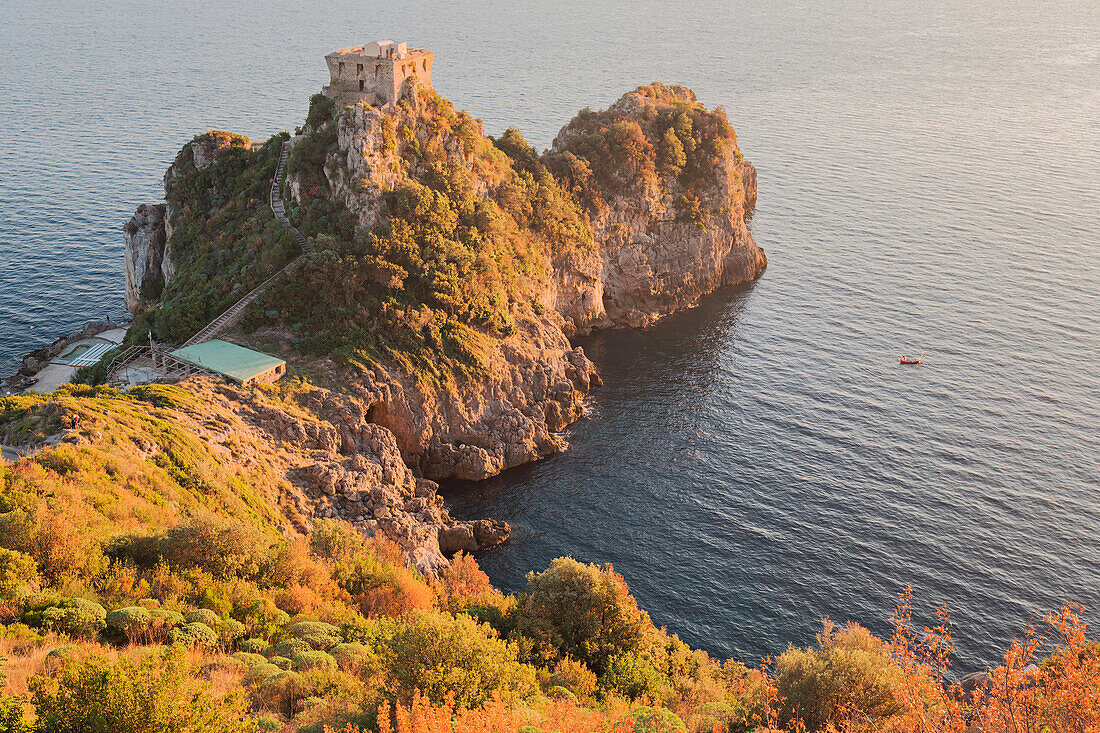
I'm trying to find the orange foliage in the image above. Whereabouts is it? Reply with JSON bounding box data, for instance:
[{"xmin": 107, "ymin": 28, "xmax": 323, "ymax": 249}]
[
  {"xmin": 356, "ymin": 566, "xmax": 435, "ymax": 619},
  {"xmin": 886, "ymin": 588, "xmax": 1100, "ymax": 733},
  {"xmin": 439, "ymin": 552, "xmax": 493, "ymax": 602}
]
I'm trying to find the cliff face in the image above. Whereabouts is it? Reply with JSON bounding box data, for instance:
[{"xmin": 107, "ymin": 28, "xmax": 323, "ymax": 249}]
[
  {"xmin": 280, "ymin": 93, "xmax": 599, "ymax": 481},
  {"xmin": 123, "ymin": 204, "xmax": 167, "ymax": 313},
  {"xmin": 124, "ymin": 131, "xmax": 261, "ymax": 315},
  {"xmin": 276, "ymin": 84, "xmax": 763, "ymax": 483}
]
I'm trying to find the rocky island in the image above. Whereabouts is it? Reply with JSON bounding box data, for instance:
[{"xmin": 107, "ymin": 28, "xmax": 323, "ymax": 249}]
[{"xmin": 114, "ymin": 49, "xmax": 764, "ymax": 574}]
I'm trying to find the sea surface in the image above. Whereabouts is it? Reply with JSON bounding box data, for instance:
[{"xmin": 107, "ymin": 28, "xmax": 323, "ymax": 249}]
[{"xmin": 2, "ymin": 0, "xmax": 1098, "ymax": 673}]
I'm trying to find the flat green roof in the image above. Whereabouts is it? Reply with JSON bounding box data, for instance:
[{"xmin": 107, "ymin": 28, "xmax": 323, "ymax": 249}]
[{"xmin": 170, "ymin": 339, "xmax": 285, "ymax": 383}]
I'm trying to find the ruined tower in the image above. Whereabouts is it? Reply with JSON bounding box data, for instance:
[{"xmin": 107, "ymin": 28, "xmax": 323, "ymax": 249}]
[{"xmin": 322, "ymin": 40, "xmax": 434, "ymax": 107}]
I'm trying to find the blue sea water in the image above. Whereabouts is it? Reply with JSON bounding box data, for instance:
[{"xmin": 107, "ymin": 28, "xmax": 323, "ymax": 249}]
[{"xmin": 2, "ymin": 0, "xmax": 1098, "ymax": 672}]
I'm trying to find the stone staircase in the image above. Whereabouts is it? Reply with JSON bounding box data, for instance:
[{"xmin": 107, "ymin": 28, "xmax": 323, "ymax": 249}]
[{"xmin": 181, "ymin": 139, "xmax": 306, "ymax": 348}]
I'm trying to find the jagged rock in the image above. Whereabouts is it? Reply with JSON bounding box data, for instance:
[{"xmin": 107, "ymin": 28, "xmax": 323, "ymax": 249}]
[
  {"xmin": 123, "ymin": 204, "xmax": 167, "ymax": 314},
  {"xmin": 438, "ymin": 524, "xmax": 478, "ymax": 555},
  {"xmin": 472, "ymin": 518, "xmax": 510, "ymax": 548},
  {"xmin": 438, "ymin": 519, "xmax": 510, "ymax": 555}
]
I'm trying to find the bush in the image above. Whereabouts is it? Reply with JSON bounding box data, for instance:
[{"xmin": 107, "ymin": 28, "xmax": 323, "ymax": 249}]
[
  {"xmin": 147, "ymin": 609, "xmax": 184, "ymax": 643},
  {"xmin": 219, "ymin": 617, "xmax": 247, "ymax": 648},
  {"xmin": 42, "ymin": 598, "xmax": 107, "ymax": 639},
  {"xmin": 330, "ymin": 642, "xmax": 378, "ymax": 675},
  {"xmin": 185, "ymin": 608, "xmax": 220, "ymax": 627},
  {"xmin": 245, "ymin": 662, "xmax": 283, "ymax": 685},
  {"xmin": 287, "ymin": 621, "xmax": 341, "ymax": 650},
  {"xmin": 170, "ymin": 621, "xmax": 219, "ymax": 649},
  {"xmin": 549, "ymin": 656, "xmax": 598, "ymax": 698},
  {"xmin": 516, "ymin": 557, "xmax": 656, "ymax": 675},
  {"xmin": 384, "ymin": 610, "xmax": 536, "ymax": 708},
  {"xmin": 232, "ymin": 652, "xmax": 268, "ymax": 668},
  {"xmin": 773, "ymin": 622, "xmax": 906, "ymax": 731},
  {"xmin": 291, "ymin": 650, "xmax": 337, "ymax": 672},
  {"xmin": 239, "ymin": 637, "xmax": 270, "ymax": 654},
  {"xmin": 162, "ymin": 516, "xmax": 270, "ymax": 580},
  {"xmin": 43, "ymin": 644, "xmax": 80, "ymax": 670},
  {"xmin": 629, "ymin": 706, "xmax": 687, "ymax": 733},
  {"xmin": 31, "ymin": 649, "xmax": 258, "ymax": 733},
  {"xmin": 601, "ymin": 653, "xmax": 668, "ymax": 701},
  {"xmin": 105, "ymin": 606, "xmax": 151, "ymax": 643},
  {"xmin": 0, "ymin": 548, "xmax": 37, "ymax": 600},
  {"xmin": 307, "ymin": 519, "xmax": 362, "ymax": 562},
  {"xmin": 269, "ymin": 656, "xmax": 292, "ymax": 670},
  {"xmin": 271, "ymin": 637, "xmax": 312, "ymax": 658}
]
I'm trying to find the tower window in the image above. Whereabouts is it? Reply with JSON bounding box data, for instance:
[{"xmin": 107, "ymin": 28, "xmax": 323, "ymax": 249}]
[
  {"xmin": 359, "ymin": 79, "xmax": 364, "ymax": 91},
  {"xmin": 357, "ymin": 63, "xmax": 363, "ymax": 75},
  {"xmin": 338, "ymin": 61, "xmax": 345, "ymax": 75}
]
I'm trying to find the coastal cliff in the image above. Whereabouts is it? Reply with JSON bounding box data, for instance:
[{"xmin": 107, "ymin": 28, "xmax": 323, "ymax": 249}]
[
  {"xmin": 548, "ymin": 84, "xmax": 766, "ymax": 331},
  {"xmin": 119, "ymin": 82, "xmax": 764, "ymax": 568}
]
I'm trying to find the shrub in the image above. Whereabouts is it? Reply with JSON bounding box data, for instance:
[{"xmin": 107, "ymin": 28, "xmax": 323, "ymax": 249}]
[
  {"xmin": 384, "ymin": 610, "xmax": 536, "ymax": 709},
  {"xmin": 162, "ymin": 516, "xmax": 270, "ymax": 580},
  {"xmin": 773, "ymin": 621, "xmax": 906, "ymax": 731},
  {"xmin": 330, "ymin": 642, "xmax": 379, "ymax": 675},
  {"xmin": 271, "ymin": 637, "xmax": 312, "ymax": 658},
  {"xmin": 147, "ymin": 609, "xmax": 184, "ymax": 643},
  {"xmin": 42, "ymin": 598, "xmax": 107, "ymax": 639},
  {"xmin": 31, "ymin": 649, "xmax": 258, "ymax": 733},
  {"xmin": 239, "ymin": 637, "xmax": 270, "ymax": 654},
  {"xmin": 185, "ymin": 608, "xmax": 221, "ymax": 627},
  {"xmin": 516, "ymin": 557, "xmax": 657, "ymax": 674},
  {"xmin": 219, "ymin": 617, "xmax": 247, "ymax": 648},
  {"xmin": 307, "ymin": 519, "xmax": 362, "ymax": 562},
  {"xmin": 601, "ymin": 653, "xmax": 668, "ymax": 701},
  {"xmin": 546, "ymin": 685, "xmax": 576, "ymax": 701},
  {"xmin": 170, "ymin": 621, "xmax": 219, "ymax": 649},
  {"xmin": 629, "ymin": 706, "xmax": 687, "ymax": 733},
  {"xmin": 291, "ymin": 650, "xmax": 337, "ymax": 672},
  {"xmin": 105, "ymin": 606, "xmax": 151, "ymax": 643},
  {"xmin": 549, "ymin": 656, "xmax": 598, "ymax": 698},
  {"xmin": 269, "ymin": 656, "xmax": 292, "ymax": 670},
  {"xmin": 0, "ymin": 548, "xmax": 37, "ymax": 600},
  {"xmin": 245, "ymin": 662, "xmax": 283, "ymax": 685},
  {"xmin": 43, "ymin": 644, "xmax": 80, "ymax": 670},
  {"xmin": 287, "ymin": 621, "xmax": 341, "ymax": 650},
  {"xmin": 232, "ymin": 652, "xmax": 268, "ymax": 668}
]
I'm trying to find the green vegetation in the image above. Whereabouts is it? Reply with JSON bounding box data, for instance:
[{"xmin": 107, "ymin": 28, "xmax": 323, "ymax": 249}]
[
  {"xmin": 546, "ymin": 82, "xmax": 740, "ymax": 226},
  {"xmin": 152, "ymin": 131, "xmax": 298, "ymax": 344},
  {"xmin": 243, "ymin": 90, "xmax": 592, "ymax": 384}
]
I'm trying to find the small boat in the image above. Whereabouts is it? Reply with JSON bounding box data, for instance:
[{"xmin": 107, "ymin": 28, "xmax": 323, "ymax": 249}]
[{"xmin": 899, "ymin": 353, "xmax": 923, "ymax": 365}]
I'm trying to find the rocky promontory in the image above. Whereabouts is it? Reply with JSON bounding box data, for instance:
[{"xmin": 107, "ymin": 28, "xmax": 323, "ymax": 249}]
[{"xmin": 120, "ymin": 81, "xmax": 764, "ymax": 570}]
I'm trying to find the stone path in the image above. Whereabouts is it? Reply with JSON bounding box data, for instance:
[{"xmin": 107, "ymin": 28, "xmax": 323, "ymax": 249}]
[{"xmin": 181, "ymin": 139, "xmax": 307, "ymax": 348}]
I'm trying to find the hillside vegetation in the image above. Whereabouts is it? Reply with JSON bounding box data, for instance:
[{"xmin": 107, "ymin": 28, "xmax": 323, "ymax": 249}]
[
  {"xmin": 249, "ymin": 91, "xmax": 594, "ymax": 383},
  {"xmin": 1, "ymin": 386, "xmax": 1098, "ymax": 733}
]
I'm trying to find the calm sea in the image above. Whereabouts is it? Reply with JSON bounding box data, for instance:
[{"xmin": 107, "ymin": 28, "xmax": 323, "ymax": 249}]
[{"xmin": 2, "ymin": 0, "xmax": 1098, "ymax": 672}]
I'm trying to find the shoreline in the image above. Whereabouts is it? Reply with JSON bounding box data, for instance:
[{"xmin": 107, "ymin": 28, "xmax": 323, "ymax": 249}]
[{"xmin": 1, "ymin": 318, "xmax": 131, "ymax": 396}]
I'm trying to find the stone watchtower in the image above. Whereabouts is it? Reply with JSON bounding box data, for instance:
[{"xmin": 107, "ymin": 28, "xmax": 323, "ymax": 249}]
[{"xmin": 322, "ymin": 40, "xmax": 434, "ymax": 107}]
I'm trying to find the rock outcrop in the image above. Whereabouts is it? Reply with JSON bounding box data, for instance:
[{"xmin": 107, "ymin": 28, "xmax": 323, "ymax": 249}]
[
  {"xmin": 125, "ymin": 131, "xmax": 257, "ymax": 315},
  {"xmin": 123, "ymin": 204, "xmax": 167, "ymax": 313},
  {"xmin": 120, "ymin": 84, "xmax": 764, "ymax": 573},
  {"xmin": 175, "ymin": 378, "xmax": 510, "ymax": 575},
  {"xmin": 549, "ymin": 85, "xmax": 766, "ymax": 331},
  {"xmin": 284, "ymin": 89, "xmax": 601, "ymax": 482}
]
